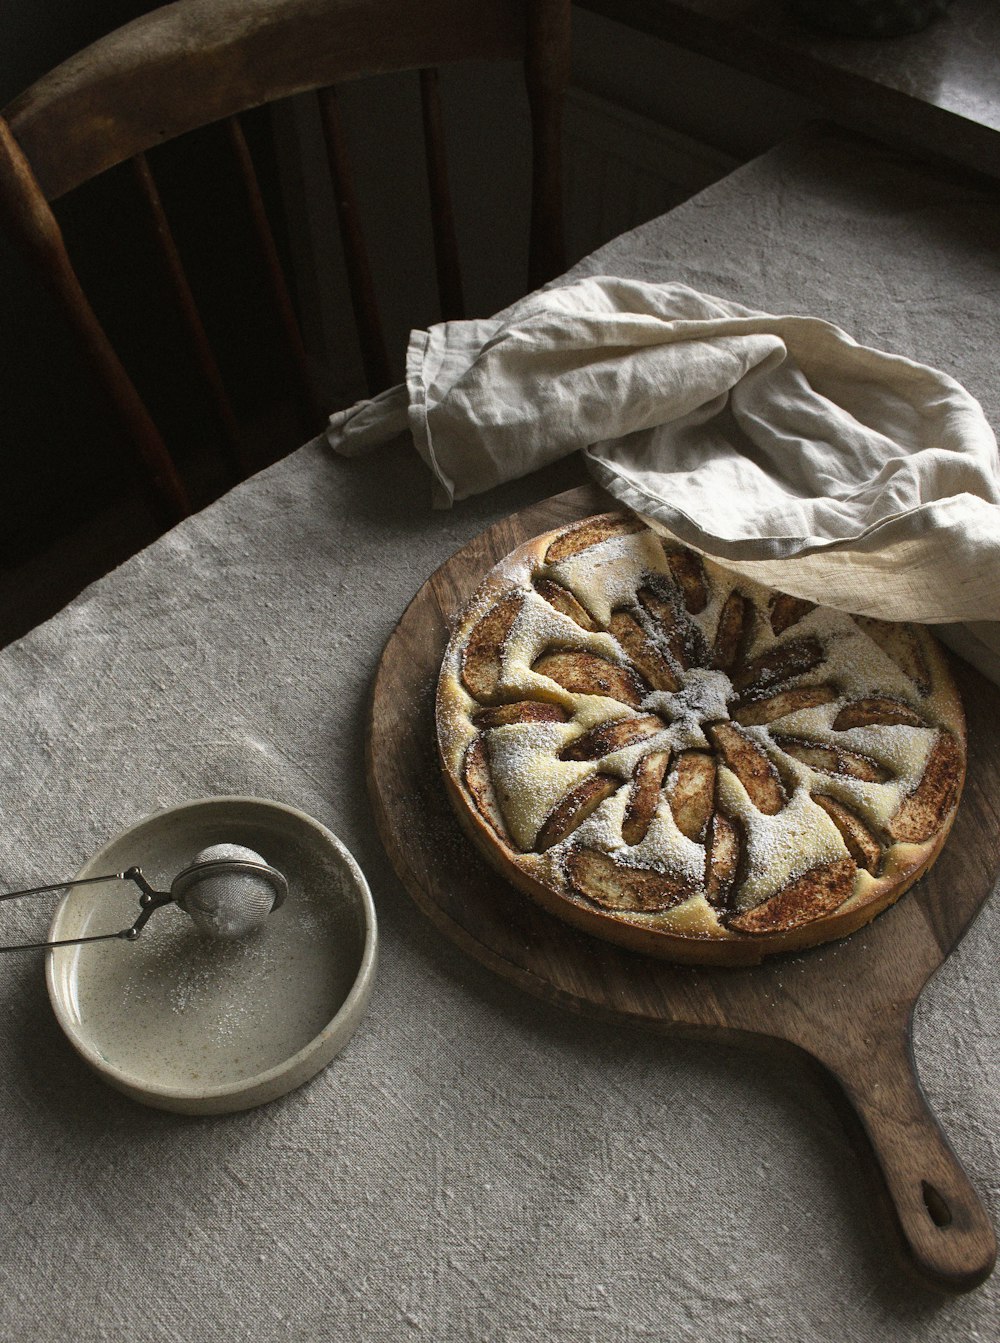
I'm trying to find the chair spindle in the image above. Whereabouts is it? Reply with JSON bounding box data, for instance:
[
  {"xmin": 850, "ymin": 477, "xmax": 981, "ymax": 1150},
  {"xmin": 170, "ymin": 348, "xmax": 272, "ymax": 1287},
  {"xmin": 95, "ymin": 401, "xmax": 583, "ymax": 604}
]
[
  {"xmin": 0, "ymin": 117, "xmax": 190, "ymax": 523},
  {"xmin": 317, "ymin": 85, "xmax": 392, "ymax": 395},
  {"xmin": 225, "ymin": 115, "xmax": 325, "ymax": 434},
  {"xmin": 131, "ymin": 151, "xmax": 249, "ymax": 478},
  {"xmin": 525, "ymin": 0, "xmax": 570, "ymax": 289},
  {"xmin": 418, "ymin": 67, "xmax": 465, "ymax": 322}
]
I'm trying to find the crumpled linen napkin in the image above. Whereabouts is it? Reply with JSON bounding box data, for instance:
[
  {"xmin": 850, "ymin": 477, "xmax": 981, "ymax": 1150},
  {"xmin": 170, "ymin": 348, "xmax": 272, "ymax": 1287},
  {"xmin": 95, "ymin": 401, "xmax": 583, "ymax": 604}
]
[{"xmin": 327, "ymin": 277, "xmax": 1000, "ymax": 680}]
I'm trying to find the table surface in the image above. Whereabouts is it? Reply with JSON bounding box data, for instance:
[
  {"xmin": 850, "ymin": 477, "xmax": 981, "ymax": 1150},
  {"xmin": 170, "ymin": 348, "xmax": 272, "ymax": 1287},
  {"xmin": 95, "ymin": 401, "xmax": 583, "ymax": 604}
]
[
  {"xmin": 0, "ymin": 126, "xmax": 998, "ymax": 1341},
  {"xmin": 578, "ymin": 0, "xmax": 1000, "ymax": 178}
]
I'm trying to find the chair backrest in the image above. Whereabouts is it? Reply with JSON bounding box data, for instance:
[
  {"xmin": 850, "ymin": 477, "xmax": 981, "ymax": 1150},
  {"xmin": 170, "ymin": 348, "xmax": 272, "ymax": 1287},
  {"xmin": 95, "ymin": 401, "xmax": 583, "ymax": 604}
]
[{"xmin": 0, "ymin": 0, "xmax": 570, "ymax": 525}]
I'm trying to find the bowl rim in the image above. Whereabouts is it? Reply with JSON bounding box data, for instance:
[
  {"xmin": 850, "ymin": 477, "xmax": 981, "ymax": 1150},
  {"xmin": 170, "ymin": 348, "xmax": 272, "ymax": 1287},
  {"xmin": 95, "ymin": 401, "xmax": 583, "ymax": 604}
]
[{"xmin": 45, "ymin": 795, "xmax": 378, "ymax": 1106}]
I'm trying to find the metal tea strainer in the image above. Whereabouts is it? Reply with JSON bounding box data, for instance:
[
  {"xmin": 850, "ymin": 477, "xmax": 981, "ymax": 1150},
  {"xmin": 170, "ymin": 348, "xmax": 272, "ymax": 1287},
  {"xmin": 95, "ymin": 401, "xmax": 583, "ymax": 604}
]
[{"xmin": 0, "ymin": 842, "xmax": 288, "ymax": 952}]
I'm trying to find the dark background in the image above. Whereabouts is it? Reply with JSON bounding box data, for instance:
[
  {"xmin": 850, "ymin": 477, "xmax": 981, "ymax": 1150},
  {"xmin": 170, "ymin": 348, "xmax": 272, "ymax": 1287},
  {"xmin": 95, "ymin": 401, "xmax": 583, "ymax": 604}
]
[
  {"xmin": 1, "ymin": 2, "xmax": 303, "ymax": 570},
  {"xmin": 0, "ymin": 3, "xmax": 814, "ymax": 637}
]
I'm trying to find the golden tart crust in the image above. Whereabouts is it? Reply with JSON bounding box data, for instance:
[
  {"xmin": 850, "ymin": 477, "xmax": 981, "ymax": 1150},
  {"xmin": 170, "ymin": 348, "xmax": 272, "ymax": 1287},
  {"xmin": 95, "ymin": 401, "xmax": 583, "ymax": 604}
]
[{"xmin": 436, "ymin": 513, "xmax": 966, "ymax": 965}]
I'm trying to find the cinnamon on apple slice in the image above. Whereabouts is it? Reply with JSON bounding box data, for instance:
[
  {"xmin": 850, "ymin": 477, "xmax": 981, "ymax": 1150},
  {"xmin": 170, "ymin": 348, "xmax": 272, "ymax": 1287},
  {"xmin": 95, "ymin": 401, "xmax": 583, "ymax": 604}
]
[
  {"xmin": 544, "ymin": 513, "xmax": 645, "ymax": 564},
  {"xmin": 708, "ymin": 725, "xmax": 783, "ymax": 816},
  {"xmin": 774, "ymin": 736, "xmax": 889, "ymax": 784},
  {"xmin": 812, "ymin": 794, "xmax": 882, "ymax": 874},
  {"xmin": 668, "ymin": 751, "xmax": 716, "ymax": 842},
  {"xmin": 565, "ymin": 846, "xmax": 698, "ymax": 912},
  {"xmin": 621, "ymin": 749, "xmax": 671, "ymax": 845},
  {"xmin": 561, "ymin": 715, "xmax": 663, "ymax": 762},
  {"xmin": 705, "ymin": 812, "xmax": 741, "ymax": 908},
  {"xmin": 462, "ymin": 739, "xmax": 508, "ymax": 841},
  {"xmin": 533, "ymin": 578, "xmax": 598, "ymax": 631},
  {"xmin": 733, "ymin": 685, "xmax": 837, "ymax": 726},
  {"xmin": 711, "ymin": 592, "xmax": 754, "ymax": 671},
  {"xmin": 708, "ymin": 722, "xmax": 785, "ymax": 815},
  {"xmin": 460, "ymin": 593, "xmax": 522, "ymax": 701},
  {"xmin": 832, "ymin": 697, "xmax": 924, "ymax": 731},
  {"xmin": 887, "ymin": 731, "xmax": 963, "ymax": 843},
  {"xmin": 535, "ymin": 775, "xmax": 620, "ymax": 851},
  {"xmin": 637, "ymin": 586, "xmax": 693, "ymax": 669},
  {"xmin": 769, "ymin": 593, "xmax": 815, "ymax": 635},
  {"xmin": 609, "ymin": 610, "xmax": 680, "ymax": 691},
  {"xmin": 662, "ymin": 547, "xmax": 708, "ymax": 613},
  {"xmin": 855, "ymin": 616, "xmax": 932, "ymax": 695},
  {"xmin": 532, "ymin": 651, "xmax": 647, "ymax": 707},
  {"xmin": 474, "ymin": 701, "xmax": 570, "ymax": 730},
  {"xmin": 727, "ymin": 856, "xmax": 856, "ymax": 933},
  {"xmin": 732, "ymin": 636, "xmax": 824, "ymax": 695}
]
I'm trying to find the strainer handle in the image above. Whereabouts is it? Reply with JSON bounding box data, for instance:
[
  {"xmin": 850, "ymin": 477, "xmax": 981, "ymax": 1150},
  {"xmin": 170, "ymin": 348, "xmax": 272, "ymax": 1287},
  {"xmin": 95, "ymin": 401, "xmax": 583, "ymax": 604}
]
[{"xmin": 0, "ymin": 867, "xmax": 171, "ymax": 952}]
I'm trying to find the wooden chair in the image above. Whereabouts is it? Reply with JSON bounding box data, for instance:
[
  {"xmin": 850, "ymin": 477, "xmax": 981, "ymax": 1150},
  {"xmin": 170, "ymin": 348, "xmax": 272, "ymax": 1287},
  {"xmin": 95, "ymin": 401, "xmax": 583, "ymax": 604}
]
[{"xmin": 0, "ymin": 0, "xmax": 570, "ymax": 635}]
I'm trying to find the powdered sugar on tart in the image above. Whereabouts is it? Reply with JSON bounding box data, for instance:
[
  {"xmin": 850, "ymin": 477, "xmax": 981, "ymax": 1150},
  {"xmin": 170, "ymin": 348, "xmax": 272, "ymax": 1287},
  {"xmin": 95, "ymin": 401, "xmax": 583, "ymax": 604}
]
[{"xmin": 436, "ymin": 513, "xmax": 966, "ymax": 965}]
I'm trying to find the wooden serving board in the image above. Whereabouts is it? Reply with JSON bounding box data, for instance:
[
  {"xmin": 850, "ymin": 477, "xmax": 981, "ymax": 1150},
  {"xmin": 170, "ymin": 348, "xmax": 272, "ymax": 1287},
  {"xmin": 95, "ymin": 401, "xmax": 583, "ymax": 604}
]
[{"xmin": 367, "ymin": 484, "xmax": 998, "ymax": 1292}]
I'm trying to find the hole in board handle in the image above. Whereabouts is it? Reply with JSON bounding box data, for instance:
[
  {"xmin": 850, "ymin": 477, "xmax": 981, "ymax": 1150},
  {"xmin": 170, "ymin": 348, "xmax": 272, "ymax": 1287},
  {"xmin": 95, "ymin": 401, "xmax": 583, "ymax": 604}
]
[{"xmin": 921, "ymin": 1180, "xmax": 953, "ymax": 1228}]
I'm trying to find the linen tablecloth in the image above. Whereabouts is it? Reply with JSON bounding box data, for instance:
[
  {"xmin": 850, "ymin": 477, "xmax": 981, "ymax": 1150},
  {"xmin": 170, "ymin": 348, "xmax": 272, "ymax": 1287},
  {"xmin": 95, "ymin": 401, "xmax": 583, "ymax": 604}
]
[{"xmin": 0, "ymin": 127, "xmax": 997, "ymax": 1341}]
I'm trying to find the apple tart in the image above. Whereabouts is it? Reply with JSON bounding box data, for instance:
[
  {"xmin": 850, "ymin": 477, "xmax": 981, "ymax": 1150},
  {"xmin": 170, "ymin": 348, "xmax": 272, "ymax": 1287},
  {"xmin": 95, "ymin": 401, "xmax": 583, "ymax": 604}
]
[{"xmin": 436, "ymin": 512, "xmax": 966, "ymax": 965}]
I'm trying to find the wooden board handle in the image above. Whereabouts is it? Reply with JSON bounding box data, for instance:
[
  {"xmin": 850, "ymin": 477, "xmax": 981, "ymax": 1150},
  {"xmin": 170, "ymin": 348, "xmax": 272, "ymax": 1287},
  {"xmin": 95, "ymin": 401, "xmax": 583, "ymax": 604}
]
[{"xmin": 815, "ymin": 1020, "xmax": 996, "ymax": 1292}]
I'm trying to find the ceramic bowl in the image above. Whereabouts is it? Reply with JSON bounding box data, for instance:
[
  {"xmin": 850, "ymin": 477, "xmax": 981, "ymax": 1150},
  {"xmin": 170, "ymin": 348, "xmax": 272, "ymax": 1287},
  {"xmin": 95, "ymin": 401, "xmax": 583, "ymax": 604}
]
[{"xmin": 46, "ymin": 797, "xmax": 377, "ymax": 1114}]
